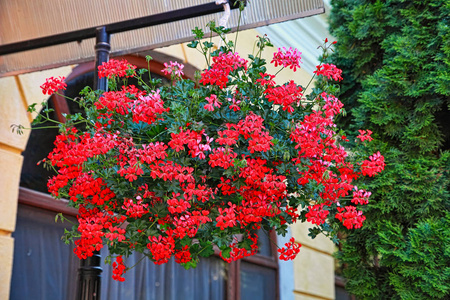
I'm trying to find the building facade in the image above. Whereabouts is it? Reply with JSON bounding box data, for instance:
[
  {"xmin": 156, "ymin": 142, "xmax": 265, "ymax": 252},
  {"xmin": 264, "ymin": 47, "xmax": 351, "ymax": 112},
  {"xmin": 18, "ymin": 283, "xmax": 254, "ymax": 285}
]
[{"xmin": 0, "ymin": 2, "xmax": 338, "ymax": 299}]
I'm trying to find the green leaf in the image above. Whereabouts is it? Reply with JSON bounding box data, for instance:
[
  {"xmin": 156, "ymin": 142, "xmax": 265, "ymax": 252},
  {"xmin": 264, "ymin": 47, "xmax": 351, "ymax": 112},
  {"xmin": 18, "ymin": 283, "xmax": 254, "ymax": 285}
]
[
  {"xmin": 198, "ymin": 243, "xmax": 214, "ymax": 258},
  {"xmin": 220, "ymin": 247, "xmax": 231, "ymax": 259},
  {"xmin": 187, "ymin": 40, "xmax": 199, "ymax": 48},
  {"xmin": 192, "ymin": 27, "xmax": 204, "ymax": 39}
]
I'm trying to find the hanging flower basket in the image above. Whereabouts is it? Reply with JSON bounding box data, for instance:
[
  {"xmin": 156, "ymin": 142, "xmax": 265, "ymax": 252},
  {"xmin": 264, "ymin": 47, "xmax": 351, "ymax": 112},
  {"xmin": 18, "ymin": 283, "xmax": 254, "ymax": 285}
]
[{"xmin": 28, "ymin": 26, "xmax": 384, "ymax": 281}]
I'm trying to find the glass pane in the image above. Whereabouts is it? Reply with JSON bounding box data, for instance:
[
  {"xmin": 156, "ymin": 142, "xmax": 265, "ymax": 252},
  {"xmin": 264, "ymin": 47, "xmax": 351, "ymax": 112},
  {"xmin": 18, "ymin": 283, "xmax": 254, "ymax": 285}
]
[
  {"xmin": 10, "ymin": 205, "xmax": 78, "ymax": 300},
  {"xmin": 335, "ymin": 285, "xmax": 353, "ymax": 300},
  {"xmin": 101, "ymin": 253, "xmax": 227, "ymax": 300},
  {"xmin": 240, "ymin": 261, "xmax": 276, "ymax": 300},
  {"xmin": 257, "ymin": 229, "xmax": 272, "ymax": 257}
]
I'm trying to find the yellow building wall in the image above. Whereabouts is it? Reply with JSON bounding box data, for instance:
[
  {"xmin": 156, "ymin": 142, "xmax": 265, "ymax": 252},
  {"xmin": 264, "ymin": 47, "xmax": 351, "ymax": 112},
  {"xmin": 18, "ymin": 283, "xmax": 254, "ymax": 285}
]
[
  {"xmin": 1, "ymin": 30, "xmax": 334, "ymax": 299},
  {"xmin": 0, "ymin": 66, "xmax": 73, "ymax": 299}
]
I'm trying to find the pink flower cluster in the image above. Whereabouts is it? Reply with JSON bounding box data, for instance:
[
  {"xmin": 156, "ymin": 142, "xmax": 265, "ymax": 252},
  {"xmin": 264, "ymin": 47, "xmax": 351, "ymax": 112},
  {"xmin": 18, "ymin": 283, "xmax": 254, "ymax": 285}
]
[
  {"xmin": 271, "ymin": 47, "xmax": 302, "ymax": 71},
  {"xmin": 361, "ymin": 151, "xmax": 385, "ymax": 177},
  {"xmin": 204, "ymin": 94, "xmax": 222, "ymax": 111},
  {"xmin": 162, "ymin": 61, "xmax": 184, "ymax": 77}
]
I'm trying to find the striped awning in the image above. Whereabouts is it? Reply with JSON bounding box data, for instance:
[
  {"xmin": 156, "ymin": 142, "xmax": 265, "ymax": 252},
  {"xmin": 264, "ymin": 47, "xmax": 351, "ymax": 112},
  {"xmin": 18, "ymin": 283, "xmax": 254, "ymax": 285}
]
[{"xmin": 0, "ymin": 0, "xmax": 324, "ymax": 77}]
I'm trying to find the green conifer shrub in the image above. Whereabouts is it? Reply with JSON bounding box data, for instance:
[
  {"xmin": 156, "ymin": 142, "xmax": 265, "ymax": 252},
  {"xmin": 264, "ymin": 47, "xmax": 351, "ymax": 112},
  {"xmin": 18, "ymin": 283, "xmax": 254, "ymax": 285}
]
[{"xmin": 328, "ymin": 0, "xmax": 450, "ymax": 298}]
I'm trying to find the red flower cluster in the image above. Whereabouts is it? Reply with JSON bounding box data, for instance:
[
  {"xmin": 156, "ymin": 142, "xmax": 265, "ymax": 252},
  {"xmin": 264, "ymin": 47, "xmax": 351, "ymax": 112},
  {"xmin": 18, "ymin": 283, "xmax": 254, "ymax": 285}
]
[
  {"xmin": 264, "ymin": 80, "xmax": 303, "ymax": 113},
  {"xmin": 133, "ymin": 91, "xmax": 169, "ymax": 125},
  {"xmin": 278, "ymin": 237, "xmax": 301, "ymax": 261},
  {"xmin": 220, "ymin": 234, "xmax": 258, "ymax": 263},
  {"xmin": 98, "ymin": 59, "xmax": 137, "ymax": 79},
  {"xmin": 216, "ymin": 202, "xmax": 237, "ymax": 230},
  {"xmin": 200, "ymin": 52, "xmax": 248, "ymax": 88},
  {"xmin": 216, "ymin": 113, "xmax": 273, "ymax": 153},
  {"xmin": 314, "ymin": 63, "xmax": 343, "ymax": 81},
  {"xmin": 289, "ymin": 92, "xmax": 384, "ymax": 228},
  {"xmin": 39, "ymin": 41, "xmax": 385, "ymax": 281},
  {"xmin": 335, "ymin": 206, "xmax": 366, "ymax": 229},
  {"xmin": 209, "ymin": 147, "xmax": 237, "ymax": 169},
  {"xmin": 40, "ymin": 76, "xmax": 67, "ymax": 95},
  {"xmin": 305, "ymin": 203, "xmax": 330, "ymax": 225},
  {"xmin": 122, "ymin": 197, "xmax": 149, "ymax": 218},
  {"xmin": 74, "ymin": 206, "xmax": 126, "ymax": 259},
  {"xmin": 147, "ymin": 235, "xmax": 175, "ymax": 265},
  {"xmin": 357, "ymin": 129, "xmax": 374, "ymax": 142},
  {"xmin": 112, "ymin": 256, "xmax": 126, "ymax": 282},
  {"xmin": 175, "ymin": 245, "xmax": 192, "ymax": 264},
  {"xmin": 47, "ymin": 128, "xmax": 118, "ymax": 197},
  {"xmin": 95, "ymin": 85, "xmax": 145, "ymax": 116},
  {"xmin": 168, "ymin": 129, "xmax": 213, "ymax": 159}
]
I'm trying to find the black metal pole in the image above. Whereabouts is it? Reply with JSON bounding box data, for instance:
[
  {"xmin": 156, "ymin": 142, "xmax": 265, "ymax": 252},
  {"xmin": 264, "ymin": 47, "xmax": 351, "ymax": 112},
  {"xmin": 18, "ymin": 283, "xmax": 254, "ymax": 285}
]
[
  {"xmin": 93, "ymin": 27, "xmax": 111, "ymax": 91},
  {"xmin": 75, "ymin": 27, "xmax": 110, "ymax": 300},
  {"xmin": 76, "ymin": 254, "xmax": 103, "ymax": 300}
]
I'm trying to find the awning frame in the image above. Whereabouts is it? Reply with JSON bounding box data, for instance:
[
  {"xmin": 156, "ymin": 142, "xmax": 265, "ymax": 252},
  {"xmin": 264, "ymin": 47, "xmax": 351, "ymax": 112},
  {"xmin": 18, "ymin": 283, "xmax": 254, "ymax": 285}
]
[{"xmin": 0, "ymin": 0, "xmax": 242, "ymax": 56}]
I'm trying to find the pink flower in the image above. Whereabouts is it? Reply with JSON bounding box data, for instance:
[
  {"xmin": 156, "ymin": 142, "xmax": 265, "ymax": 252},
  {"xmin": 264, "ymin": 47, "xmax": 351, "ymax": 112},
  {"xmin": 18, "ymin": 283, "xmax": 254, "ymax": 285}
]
[
  {"xmin": 271, "ymin": 47, "xmax": 302, "ymax": 71},
  {"xmin": 204, "ymin": 94, "xmax": 222, "ymax": 111},
  {"xmin": 228, "ymin": 97, "xmax": 241, "ymax": 111},
  {"xmin": 352, "ymin": 187, "xmax": 371, "ymax": 205},
  {"xmin": 162, "ymin": 61, "xmax": 184, "ymax": 77},
  {"xmin": 361, "ymin": 151, "xmax": 385, "ymax": 177}
]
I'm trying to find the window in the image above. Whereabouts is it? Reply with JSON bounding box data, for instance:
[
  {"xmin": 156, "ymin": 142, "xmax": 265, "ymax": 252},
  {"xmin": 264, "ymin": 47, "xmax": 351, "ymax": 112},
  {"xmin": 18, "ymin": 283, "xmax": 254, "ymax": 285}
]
[
  {"xmin": 11, "ymin": 193, "xmax": 79, "ymax": 300},
  {"xmin": 233, "ymin": 230, "xmax": 279, "ymax": 300},
  {"xmin": 335, "ymin": 276, "xmax": 356, "ymax": 300}
]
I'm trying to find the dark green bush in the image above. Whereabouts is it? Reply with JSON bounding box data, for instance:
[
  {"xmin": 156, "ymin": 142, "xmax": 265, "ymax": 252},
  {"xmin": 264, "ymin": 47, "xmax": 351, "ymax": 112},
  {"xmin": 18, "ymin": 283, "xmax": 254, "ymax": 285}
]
[{"xmin": 328, "ymin": 0, "xmax": 450, "ymax": 298}]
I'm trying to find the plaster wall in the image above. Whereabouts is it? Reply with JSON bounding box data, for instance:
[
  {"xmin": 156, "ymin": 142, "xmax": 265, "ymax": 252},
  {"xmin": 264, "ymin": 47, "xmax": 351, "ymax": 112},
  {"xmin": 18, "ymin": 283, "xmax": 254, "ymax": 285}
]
[{"xmin": 0, "ymin": 66, "xmax": 72, "ymax": 299}]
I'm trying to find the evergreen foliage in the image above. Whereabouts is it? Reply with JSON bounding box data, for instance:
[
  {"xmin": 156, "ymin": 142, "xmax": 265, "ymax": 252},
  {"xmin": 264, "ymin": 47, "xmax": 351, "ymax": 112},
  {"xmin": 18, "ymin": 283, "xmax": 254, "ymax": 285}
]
[{"xmin": 328, "ymin": 0, "xmax": 450, "ymax": 298}]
